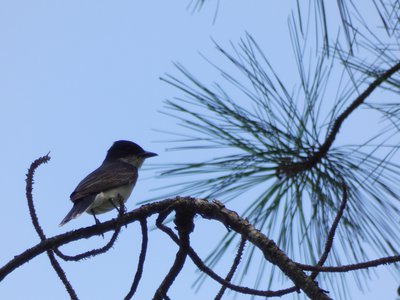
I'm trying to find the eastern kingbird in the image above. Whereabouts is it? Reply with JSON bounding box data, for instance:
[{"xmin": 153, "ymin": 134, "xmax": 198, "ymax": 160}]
[{"xmin": 59, "ymin": 140, "xmax": 157, "ymax": 226}]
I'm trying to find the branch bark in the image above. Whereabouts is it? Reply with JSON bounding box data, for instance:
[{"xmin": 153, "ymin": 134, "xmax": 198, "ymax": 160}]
[{"xmin": 0, "ymin": 197, "xmax": 331, "ymax": 299}]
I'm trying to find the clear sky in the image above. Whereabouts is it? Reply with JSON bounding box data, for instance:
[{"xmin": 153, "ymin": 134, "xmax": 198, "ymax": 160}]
[{"xmin": 0, "ymin": 1, "xmax": 398, "ymax": 299}]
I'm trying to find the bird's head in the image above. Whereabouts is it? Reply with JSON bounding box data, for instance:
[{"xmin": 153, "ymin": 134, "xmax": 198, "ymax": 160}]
[{"xmin": 105, "ymin": 140, "xmax": 157, "ymax": 168}]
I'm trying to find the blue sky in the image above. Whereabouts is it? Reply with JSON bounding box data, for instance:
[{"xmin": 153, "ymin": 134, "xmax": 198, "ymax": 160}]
[{"xmin": 0, "ymin": 1, "xmax": 398, "ymax": 299}]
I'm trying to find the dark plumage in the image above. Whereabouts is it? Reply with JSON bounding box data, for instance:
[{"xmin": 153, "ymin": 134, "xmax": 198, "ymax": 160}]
[
  {"xmin": 59, "ymin": 140, "xmax": 157, "ymax": 226},
  {"xmin": 105, "ymin": 140, "xmax": 147, "ymax": 160}
]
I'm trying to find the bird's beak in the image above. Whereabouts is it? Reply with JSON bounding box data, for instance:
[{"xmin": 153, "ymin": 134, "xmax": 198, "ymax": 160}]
[{"xmin": 141, "ymin": 151, "xmax": 158, "ymax": 158}]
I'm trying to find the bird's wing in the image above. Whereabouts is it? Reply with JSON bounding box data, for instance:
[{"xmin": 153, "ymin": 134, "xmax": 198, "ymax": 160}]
[{"xmin": 70, "ymin": 161, "xmax": 138, "ymax": 202}]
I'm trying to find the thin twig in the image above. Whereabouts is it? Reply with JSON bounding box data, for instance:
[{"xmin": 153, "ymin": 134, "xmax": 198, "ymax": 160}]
[
  {"xmin": 25, "ymin": 154, "xmax": 51, "ymax": 240},
  {"xmin": 55, "ymin": 199, "xmax": 125, "ymax": 261},
  {"xmin": 156, "ymin": 213, "xmax": 297, "ymax": 297},
  {"xmin": 318, "ymin": 61, "xmax": 400, "ymax": 159},
  {"xmin": 124, "ymin": 218, "xmax": 148, "ymax": 300},
  {"xmin": 214, "ymin": 236, "xmax": 246, "ymax": 300},
  {"xmin": 278, "ymin": 61, "xmax": 400, "ymax": 175},
  {"xmin": 54, "ymin": 227, "xmax": 121, "ymax": 261},
  {"xmin": 297, "ymin": 255, "xmax": 400, "ymax": 272},
  {"xmin": 25, "ymin": 154, "xmax": 78, "ymax": 300},
  {"xmin": 152, "ymin": 238, "xmax": 188, "ymax": 300},
  {"xmin": 311, "ymin": 183, "xmax": 348, "ymax": 280},
  {"xmin": 153, "ymin": 210, "xmax": 194, "ymax": 300},
  {"xmin": 46, "ymin": 251, "xmax": 78, "ymax": 300},
  {"xmin": 6, "ymin": 197, "xmax": 393, "ymax": 298}
]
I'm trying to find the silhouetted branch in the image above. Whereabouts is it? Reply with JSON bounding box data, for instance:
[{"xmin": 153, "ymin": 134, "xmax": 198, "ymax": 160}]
[
  {"xmin": 155, "ymin": 204, "xmax": 311, "ymax": 298},
  {"xmin": 7, "ymin": 189, "xmax": 397, "ymax": 290},
  {"xmin": 277, "ymin": 61, "xmax": 400, "ymax": 176},
  {"xmin": 153, "ymin": 236, "xmax": 187, "ymax": 299},
  {"xmin": 25, "ymin": 154, "xmax": 51, "ymax": 240},
  {"xmin": 7, "ymin": 154, "xmax": 400, "ymax": 299},
  {"xmin": 46, "ymin": 252, "xmax": 78, "ymax": 300},
  {"xmin": 214, "ymin": 236, "xmax": 246, "ymax": 300},
  {"xmin": 8, "ymin": 185, "xmax": 398, "ymax": 299},
  {"xmin": 26, "ymin": 154, "xmax": 78, "ymax": 300},
  {"xmin": 318, "ymin": 61, "xmax": 400, "ymax": 158},
  {"xmin": 153, "ymin": 209, "xmax": 195, "ymax": 299},
  {"xmin": 54, "ymin": 226, "xmax": 121, "ymax": 261},
  {"xmin": 54, "ymin": 199, "xmax": 125, "ymax": 261},
  {"xmin": 311, "ymin": 182, "xmax": 348, "ymax": 280},
  {"xmin": 124, "ymin": 218, "xmax": 148, "ymax": 300},
  {"xmin": 297, "ymin": 255, "xmax": 400, "ymax": 272},
  {"xmin": 2, "ymin": 196, "xmax": 335, "ymax": 298}
]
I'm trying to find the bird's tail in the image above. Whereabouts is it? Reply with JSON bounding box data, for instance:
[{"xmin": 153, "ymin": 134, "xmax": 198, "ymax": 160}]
[{"xmin": 59, "ymin": 196, "xmax": 95, "ymax": 226}]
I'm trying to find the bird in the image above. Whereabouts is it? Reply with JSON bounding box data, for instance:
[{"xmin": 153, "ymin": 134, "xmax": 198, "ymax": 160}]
[{"xmin": 59, "ymin": 140, "xmax": 157, "ymax": 226}]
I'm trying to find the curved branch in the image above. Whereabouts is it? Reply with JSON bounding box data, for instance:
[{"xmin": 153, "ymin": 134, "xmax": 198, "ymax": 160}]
[
  {"xmin": 25, "ymin": 154, "xmax": 51, "ymax": 240},
  {"xmin": 277, "ymin": 61, "xmax": 400, "ymax": 176},
  {"xmin": 214, "ymin": 236, "xmax": 246, "ymax": 300},
  {"xmin": 1, "ymin": 197, "xmax": 330, "ymax": 299},
  {"xmin": 153, "ymin": 209, "xmax": 194, "ymax": 299},
  {"xmin": 54, "ymin": 199, "xmax": 125, "ymax": 261},
  {"xmin": 317, "ymin": 61, "xmax": 400, "ymax": 159},
  {"xmin": 297, "ymin": 255, "xmax": 400, "ymax": 272},
  {"xmin": 311, "ymin": 183, "xmax": 348, "ymax": 280},
  {"xmin": 157, "ymin": 214, "xmax": 298, "ymax": 297},
  {"xmin": 26, "ymin": 154, "xmax": 78, "ymax": 300},
  {"xmin": 124, "ymin": 218, "xmax": 149, "ymax": 300},
  {"xmin": 0, "ymin": 199, "xmax": 176, "ymax": 282},
  {"xmin": 54, "ymin": 226, "xmax": 121, "ymax": 261}
]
